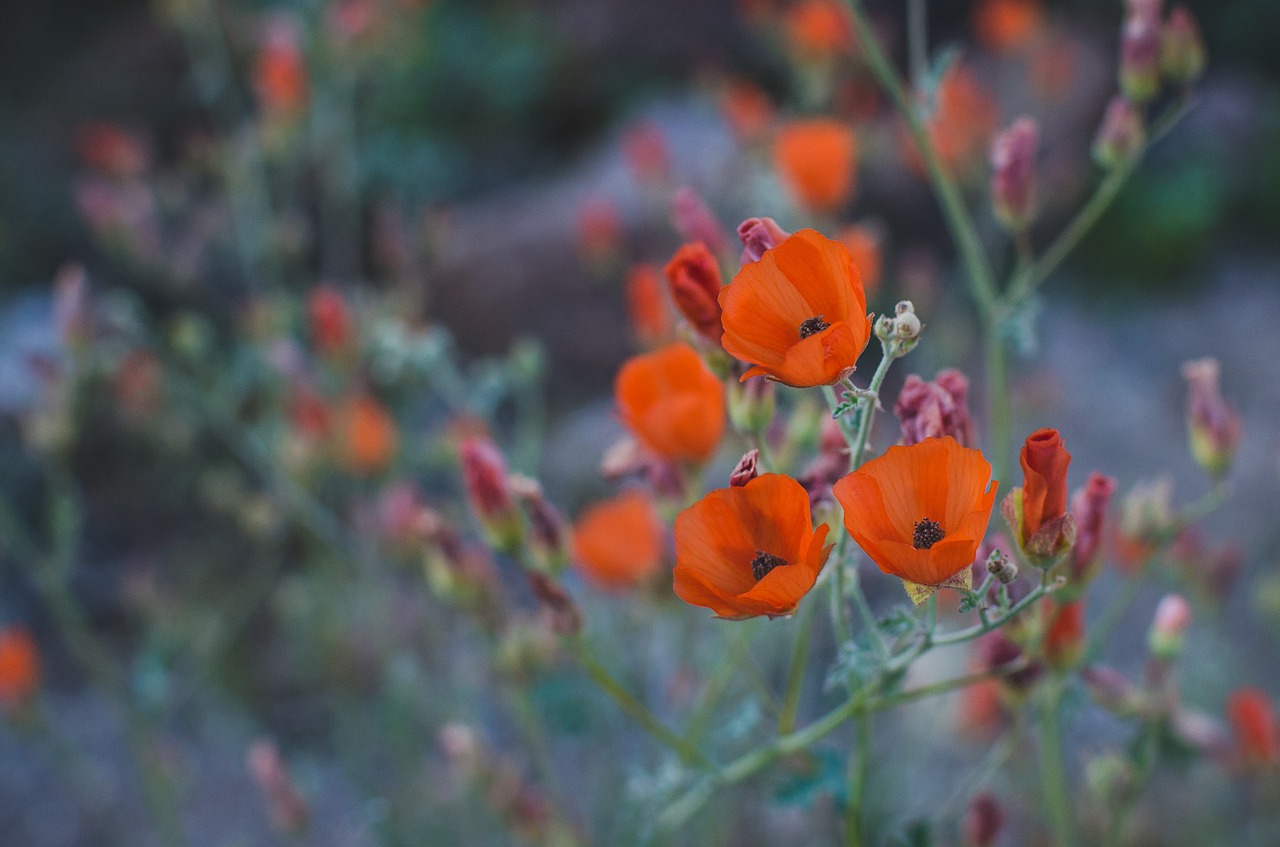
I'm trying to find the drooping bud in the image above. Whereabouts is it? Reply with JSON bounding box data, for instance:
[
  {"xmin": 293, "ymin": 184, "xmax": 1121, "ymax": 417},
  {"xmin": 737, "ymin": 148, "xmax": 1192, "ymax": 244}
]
[
  {"xmin": 894, "ymin": 368, "xmax": 977, "ymax": 447},
  {"xmin": 0, "ymin": 627, "xmax": 40, "ymax": 713},
  {"xmin": 459, "ymin": 437, "xmax": 523, "ymax": 553},
  {"xmin": 672, "ymin": 187, "xmax": 729, "ymax": 257},
  {"xmin": 247, "ymin": 739, "xmax": 310, "ymax": 834},
  {"xmin": 962, "ymin": 792, "xmax": 1004, "ymax": 847},
  {"xmin": 1161, "ymin": 6, "xmax": 1206, "ymax": 86},
  {"xmin": 1227, "ymin": 688, "xmax": 1280, "ymax": 769},
  {"xmin": 1069, "ymin": 472, "xmax": 1117, "ymax": 586},
  {"xmin": 1093, "ymin": 97, "xmax": 1146, "ymax": 169},
  {"xmin": 990, "ymin": 117, "xmax": 1040, "ymax": 231},
  {"xmin": 976, "ymin": 629, "xmax": 1041, "ymax": 696},
  {"xmin": 1119, "ymin": 9, "xmax": 1163, "ymax": 103},
  {"xmin": 729, "ymin": 449, "xmax": 760, "ymax": 487},
  {"xmin": 1181, "ymin": 358, "xmax": 1241, "ymax": 479},
  {"xmin": 663, "ymin": 242, "xmax": 724, "ymax": 344},
  {"xmin": 737, "ymin": 216, "xmax": 791, "ymax": 265},
  {"xmin": 1148, "ymin": 593, "xmax": 1192, "ymax": 660},
  {"xmin": 1042, "ymin": 599, "xmax": 1085, "ymax": 671},
  {"xmin": 1003, "ymin": 428, "xmax": 1075, "ymax": 566}
]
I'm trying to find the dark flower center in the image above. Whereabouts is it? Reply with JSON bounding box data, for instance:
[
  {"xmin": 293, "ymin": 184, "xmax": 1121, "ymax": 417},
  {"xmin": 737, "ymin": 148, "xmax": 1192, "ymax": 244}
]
[
  {"xmin": 912, "ymin": 518, "xmax": 945, "ymax": 550},
  {"xmin": 751, "ymin": 550, "xmax": 789, "ymax": 580},
  {"xmin": 799, "ymin": 315, "xmax": 830, "ymax": 338}
]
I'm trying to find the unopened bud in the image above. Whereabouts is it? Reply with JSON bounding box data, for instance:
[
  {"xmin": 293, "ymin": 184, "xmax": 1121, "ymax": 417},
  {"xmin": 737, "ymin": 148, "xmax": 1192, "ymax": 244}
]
[
  {"xmin": 510, "ymin": 476, "xmax": 569, "ymax": 575},
  {"xmin": 664, "ymin": 242, "xmax": 724, "ymax": 345},
  {"xmin": 1181, "ymin": 358, "xmax": 1240, "ymax": 479},
  {"xmin": 1162, "ymin": 6, "xmax": 1206, "ymax": 86},
  {"xmin": 990, "ymin": 117, "xmax": 1040, "ymax": 231},
  {"xmin": 672, "ymin": 187, "xmax": 729, "ymax": 257},
  {"xmin": 1093, "ymin": 97, "xmax": 1146, "ymax": 169},
  {"xmin": 894, "ymin": 311, "xmax": 922, "ymax": 340},
  {"xmin": 730, "ymin": 449, "xmax": 760, "ymax": 487},
  {"xmin": 985, "ymin": 548, "xmax": 1019, "ymax": 584},
  {"xmin": 527, "ymin": 572, "xmax": 583, "ymax": 637},
  {"xmin": 247, "ymin": 740, "xmax": 309, "ymax": 834},
  {"xmin": 894, "ymin": 300, "xmax": 915, "ymax": 316},
  {"xmin": 1043, "ymin": 599, "xmax": 1085, "ymax": 671},
  {"xmin": 874, "ymin": 314, "xmax": 896, "ymax": 340},
  {"xmin": 962, "ymin": 792, "xmax": 1004, "ymax": 847},
  {"xmin": 459, "ymin": 437, "xmax": 523, "ymax": 553},
  {"xmin": 1148, "ymin": 593, "xmax": 1191, "ymax": 659},
  {"xmin": 727, "ymin": 368, "xmax": 776, "ymax": 434},
  {"xmin": 1086, "ymin": 753, "xmax": 1139, "ymax": 805},
  {"xmin": 1119, "ymin": 12, "xmax": 1162, "ymax": 103},
  {"xmin": 737, "ymin": 216, "xmax": 791, "ymax": 265},
  {"xmin": 1083, "ymin": 666, "xmax": 1144, "ymax": 716},
  {"xmin": 1069, "ymin": 471, "xmax": 1117, "ymax": 587}
]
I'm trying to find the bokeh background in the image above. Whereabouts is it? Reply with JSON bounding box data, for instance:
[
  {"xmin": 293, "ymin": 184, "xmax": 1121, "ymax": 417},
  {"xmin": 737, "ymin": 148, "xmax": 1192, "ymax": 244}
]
[{"xmin": 1, "ymin": 0, "xmax": 1278, "ymax": 845}]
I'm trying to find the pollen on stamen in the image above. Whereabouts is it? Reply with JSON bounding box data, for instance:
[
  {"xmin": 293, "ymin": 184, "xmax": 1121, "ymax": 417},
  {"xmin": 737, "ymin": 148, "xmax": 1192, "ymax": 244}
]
[
  {"xmin": 751, "ymin": 549, "xmax": 789, "ymax": 580},
  {"xmin": 799, "ymin": 315, "xmax": 830, "ymax": 338},
  {"xmin": 912, "ymin": 518, "xmax": 945, "ymax": 550}
]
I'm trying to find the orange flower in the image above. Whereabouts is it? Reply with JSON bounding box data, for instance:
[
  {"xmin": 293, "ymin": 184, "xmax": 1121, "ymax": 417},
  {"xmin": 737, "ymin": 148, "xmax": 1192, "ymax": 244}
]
[
  {"xmin": 0, "ymin": 627, "xmax": 39, "ymax": 710},
  {"xmin": 833, "ymin": 436, "xmax": 998, "ymax": 602},
  {"xmin": 909, "ymin": 64, "xmax": 999, "ymax": 177},
  {"xmin": 1227, "ymin": 688, "xmax": 1280, "ymax": 768},
  {"xmin": 255, "ymin": 22, "xmax": 309, "ymax": 116},
  {"xmin": 615, "ymin": 342, "xmax": 725, "ymax": 464},
  {"xmin": 663, "ymin": 242, "xmax": 724, "ymax": 344},
  {"xmin": 774, "ymin": 120, "xmax": 858, "ymax": 213},
  {"xmin": 720, "ymin": 80, "xmax": 774, "ymax": 142},
  {"xmin": 340, "ymin": 395, "xmax": 398, "ymax": 472},
  {"xmin": 1006, "ymin": 428, "xmax": 1073, "ymax": 564},
  {"xmin": 625, "ymin": 264, "xmax": 672, "ymax": 346},
  {"xmin": 720, "ymin": 229, "xmax": 872, "ymax": 388},
  {"xmin": 837, "ymin": 223, "xmax": 882, "ymax": 295},
  {"xmin": 673, "ymin": 474, "xmax": 831, "ymax": 619},
  {"xmin": 785, "ymin": 0, "xmax": 854, "ymax": 61},
  {"xmin": 573, "ymin": 491, "xmax": 664, "ymax": 590},
  {"xmin": 973, "ymin": 0, "xmax": 1044, "ymax": 54}
]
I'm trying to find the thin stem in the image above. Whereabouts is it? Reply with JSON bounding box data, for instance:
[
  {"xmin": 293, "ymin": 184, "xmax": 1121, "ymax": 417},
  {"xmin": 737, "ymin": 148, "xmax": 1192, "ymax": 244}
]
[
  {"xmin": 778, "ymin": 601, "xmax": 816, "ymax": 735},
  {"xmin": 572, "ymin": 643, "xmax": 713, "ymax": 769},
  {"xmin": 931, "ymin": 579, "xmax": 1057, "ymax": 646},
  {"xmin": 984, "ymin": 320, "xmax": 1013, "ymax": 485},
  {"xmin": 1038, "ymin": 681, "xmax": 1077, "ymax": 847},
  {"xmin": 845, "ymin": 710, "xmax": 871, "ymax": 847},
  {"xmin": 907, "ymin": 0, "xmax": 927, "ymax": 87}
]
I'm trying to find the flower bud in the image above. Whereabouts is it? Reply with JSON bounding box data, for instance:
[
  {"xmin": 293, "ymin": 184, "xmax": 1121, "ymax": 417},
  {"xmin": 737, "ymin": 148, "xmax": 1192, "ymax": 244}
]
[
  {"xmin": 990, "ymin": 117, "xmax": 1040, "ymax": 231},
  {"xmin": 894, "ymin": 311, "xmax": 921, "ymax": 340},
  {"xmin": 1162, "ymin": 6, "xmax": 1206, "ymax": 86},
  {"xmin": 1069, "ymin": 472, "xmax": 1117, "ymax": 587},
  {"xmin": 737, "ymin": 216, "xmax": 791, "ymax": 265},
  {"xmin": 894, "ymin": 300, "xmax": 915, "ymax": 316},
  {"xmin": 729, "ymin": 449, "xmax": 760, "ymax": 487},
  {"xmin": 962, "ymin": 792, "xmax": 1004, "ymax": 847},
  {"xmin": 1043, "ymin": 599, "xmax": 1085, "ymax": 671},
  {"xmin": 52, "ymin": 263, "xmax": 92, "ymax": 350},
  {"xmin": 527, "ymin": 572, "xmax": 582, "ymax": 637},
  {"xmin": 247, "ymin": 739, "xmax": 309, "ymax": 834},
  {"xmin": 1086, "ymin": 753, "xmax": 1139, "ymax": 805},
  {"xmin": 1148, "ymin": 593, "xmax": 1191, "ymax": 660},
  {"xmin": 307, "ymin": 283, "xmax": 353, "ymax": 356},
  {"xmin": 0, "ymin": 627, "xmax": 40, "ymax": 712},
  {"xmin": 1181, "ymin": 358, "xmax": 1240, "ymax": 479},
  {"xmin": 1119, "ymin": 11, "xmax": 1162, "ymax": 103},
  {"xmin": 985, "ymin": 548, "xmax": 1019, "ymax": 584},
  {"xmin": 1227, "ymin": 688, "xmax": 1280, "ymax": 769},
  {"xmin": 459, "ymin": 437, "xmax": 523, "ymax": 553},
  {"xmin": 873, "ymin": 314, "xmax": 896, "ymax": 341},
  {"xmin": 1115, "ymin": 477, "xmax": 1175, "ymax": 570},
  {"xmin": 663, "ymin": 242, "xmax": 724, "ymax": 344},
  {"xmin": 894, "ymin": 368, "xmax": 977, "ymax": 447},
  {"xmin": 727, "ymin": 370, "xmax": 777, "ymax": 435},
  {"xmin": 1003, "ymin": 428, "xmax": 1075, "ymax": 566},
  {"xmin": 510, "ymin": 475, "xmax": 570, "ymax": 575},
  {"xmin": 672, "ymin": 187, "xmax": 729, "ymax": 257},
  {"xmin": 1092, "ymin": 97, "xmax": 1146, "ymax": 169},
  {"xmin": 1083, "ymin": 666, "xmax": 1144, "ymax": 716}
]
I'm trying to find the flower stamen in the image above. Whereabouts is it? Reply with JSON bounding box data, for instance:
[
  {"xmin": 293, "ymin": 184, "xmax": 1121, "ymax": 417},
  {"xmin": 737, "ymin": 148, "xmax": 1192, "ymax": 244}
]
[
  {"xmin": 799, "ymin": 315, "xmax": 830, "ymax": 338},
  {"xmin": 751, "ymin": 550, "xmax": 789, "ymax": 580},
  {"xmin": 912, "ymin": 518, "xmax": 945, "ymax": 550}
]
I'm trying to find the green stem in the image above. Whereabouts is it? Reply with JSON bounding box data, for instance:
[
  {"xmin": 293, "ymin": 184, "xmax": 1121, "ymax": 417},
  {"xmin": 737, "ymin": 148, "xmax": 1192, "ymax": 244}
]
[
  {"xmin": 778, "ymin": 601, "xmax": 816, "ymax": 735},
  {"xmin": 931, "ymin": 579, "xmax": 1056, "ymax": 646},
  {"xmin": 1038, "ymin": 681, "xmax": 1077, "ymax": 847},
  {"xmin": 845, "ymin": 710, "xmax": 871, "ymax": 847},
  {"xmin": 573, "ymin": 643, "xmax": 712, "ymax": 769},
  {"xmin": 984, "ymin": 318, "xmax": 1014, "ymax": 485},
  {"xmin": 906, "ymin": 0, "xmax": 927, "ymax": 87}
]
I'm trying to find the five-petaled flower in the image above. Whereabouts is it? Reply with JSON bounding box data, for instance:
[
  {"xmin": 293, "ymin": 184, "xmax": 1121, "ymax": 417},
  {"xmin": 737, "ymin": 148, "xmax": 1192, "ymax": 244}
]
[
  {"xmin": 833, "ymin": 436, "xmax": 998, "ymax": 603},
  {"xmin": 720, "ymin": 229, "xmax": 872, "ymax": 388},
  {"xmin": 674, "ymin": 474, "xmax": 832, "ymax": 619},
  {"xmin": 615, "ymin": 342, "xmax": 725, "ymax": 464}
]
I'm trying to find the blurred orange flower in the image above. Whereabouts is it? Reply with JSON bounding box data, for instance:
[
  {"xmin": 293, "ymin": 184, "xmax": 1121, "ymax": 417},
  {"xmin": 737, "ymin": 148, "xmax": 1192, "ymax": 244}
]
[
  {"xmin": 914, "ymin": 65, "xmax": 999, "ymax": 177},
  {"xmin": 0, "ymin": 627, "xmax": 39, "ymax": 710},
  {"xmin": 255, "ymin": 22, "xmax": 309, "ymax": 115},
  {"xmin": 673, "ymin": 474, "xmax": 831, "ymax": 619},
  {"xmin": 774, "ymin": 119, "xmax": 857, "ymax": 213},
  {"xmin": 720, "ymin": 80, "xmax": 774, "ymax": 142},
  {"xmin": 625, "ymin": 264, "xmax": 672, "ymax": 346},
  {"xmin": 615, "ymin": 342, "xmax": 725, "ymax": 464},
  {"xmin": 1228, "ymin": 688, "xmax": 1280, "ymax": 768},
  {"xmin": 572, "ymin": 491, "xmax": 664, "ymax": 590},
  {"xmin": 1042, "ymin": 599, "xmax": 1084, "ymax": 669},
  {"xmin": 340, "ymin": 395, "xmax": 398, "ymax": 472},
  {"xmin": 837, "ymin": 223, "xmax": 882, "ymax": 295},
  {"xmin": 663, "ymin": 242, "xmax": 724, "ymax": 345},
  {"xmin": 833, "ymin": 437, "xmax": 998, "ymax": 601},
  {"xmin": 720, "ymin": 228, "xmax": 872, "ymax": 387},
  {"xmin": 308, "ymin": 284, "xmax": 354, "ymax": 355},
  {"xmin": 785, "ymin": 0, "xmax": 854, "ymax": 61},
  {"xmin": 973, "ymin": 0, "xmax": 1044, "ymax": 54}
]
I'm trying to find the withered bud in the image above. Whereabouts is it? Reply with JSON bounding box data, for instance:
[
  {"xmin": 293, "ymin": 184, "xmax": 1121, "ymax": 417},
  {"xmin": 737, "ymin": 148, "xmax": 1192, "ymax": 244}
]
[
  {"xmin": 527, "ymin": 572, "xmax": 582, "ymax": 637},
  {"xmin": 990, "ymin": 117, "xmax": 1040, "ymax": 231},
  {"xmin": 1093, "ymin": 97, "xmax": 1146, "ymax": 169},
  {"xmin": 985, "ymin": 548, "xmax": 1019, "ymax": 584},
  {"xmin": 962, "ymin": 792, "xmax": 1004, "ymax": 847},
  {"xmin": 1162, "ymin": 6, "xmax": 1206, "ymax": 86},
  {"xmin": 895, "ymin": 369, "xmax": 977, "ymax": 447},
  {"xmin": 737, "ymin": 216, "xmax": 791, "ymax": 265},
  {"xmin": 730, "ymin": 449, "xmax": 761, "ymax": 487}
]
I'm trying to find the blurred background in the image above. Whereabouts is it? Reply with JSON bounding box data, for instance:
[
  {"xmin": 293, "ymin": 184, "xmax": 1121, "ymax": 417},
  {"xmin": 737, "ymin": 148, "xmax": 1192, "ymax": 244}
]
[{"xmin": 1, "ymin": 0, "xmax": 1278, "ymax": 844}]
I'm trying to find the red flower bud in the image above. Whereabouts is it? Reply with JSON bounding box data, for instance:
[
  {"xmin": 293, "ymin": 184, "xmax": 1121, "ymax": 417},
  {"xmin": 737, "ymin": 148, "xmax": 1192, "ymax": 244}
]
[
  {"xmin": 962, "ymin": 792, "xmax": 1004, "ymax": 847},
  {"xmin": 459, "ymin": 437, "xmax": 522, "ymax": 552},
  {"xmin": 672, "ymin": 187, "xmax": 729, "ymax": 257},
  {"xmin": 1093, "ymin": 96, "xmax": 1146, "ymax": 169},
  {"xmin": 990, "ymin": 117, "xmax": 1040, "ymax": 231},
  {"xmin": 1227, "ymin": 688, "xmax": 1280, "ymax": 769},
  {"xmin": 729, "ymin": 449, "xmax": 760, "ymax": 487},
  {"xmin": 1069, "ymin": 471, "xmax": 1117, "ymax": 585},
  {"xmin": 894, "ymin": 368, "xmax": 977, "ymax": 447},
  {"xmin": 626, "ymin": 263, "xmax": 672, "ymax": 346},
  {"xmin": 307, "ymin": 284, "xmax": 353, "ymax": 355},
  {"xmin": 1181, "ymin": 358, "xmax": 1241, "ymax": 479},
  {"xmin": 736, "ymin": 216, "xmax": 791, "ymax": 265},
  {"xmin": 1004, "ymin": 428, "xmax": 1074, "ymax": 566},
  {"xmin": 0, "ymin": 627, "xmax": 40, "ymax": 711},
  {"xmin": 663, "ymin": 242, "xmax": 724, "ymax": 344},
  {"xmin": 1043, "ymin": 599, "xmax": 1085, "ymax": 670},
  {"xmin": 1162, "ymin": 6, "xmax": 1206, "ymax": 86}
]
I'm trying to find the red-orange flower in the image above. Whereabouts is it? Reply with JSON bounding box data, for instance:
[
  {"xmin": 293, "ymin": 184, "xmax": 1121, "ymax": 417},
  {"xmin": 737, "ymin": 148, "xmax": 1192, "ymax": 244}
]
[
  {"xmin": 784, "ymin": 0, "xmax": 854, "ymax": 61},
  {"xmin": 973, "ymin": 0, "xmax": 1045, "ymax": 54},
  {"xmin": 0, "ymin": 627, "xmax": 39, "ymax": 711},
  {"xmin": 572, "ymin": 491, "xmax": 664, "ymax": 590},
  {"xmin": 673, "ymin": 474, "xmax": 831, "ymax": 619},
  {"xmin": 720, "ymin": 80, "xmax": 774, "ymax": 142},
  {"xmin": 833, "ymin": 437, "xmax": 998, "ymax": 601},
  {"xmin": 625, "ymin": 264, "xmax": 672, "ymax": 346},
  {"xmin": 720, "ymin": 229, "xmax": 872, "ymax": 388},
  {"xmin": 909, "ymin": 64, "xmax": 999, "ymax": 177},
  {"xmin": 1227, "ymin": 688, "xmax": 1280, "ymax": 768},
  {"xmin": 664, "ymin": 242, "xmax": 724, "ymax": 344},
  {"xmin": 255, "ymin": 22, "xmax": 309, "ymax": 116},
  {"xmin": 774, "ymin": 120, "xmax": 858, "ymax": 213},
  {"xmin": 615, "ymin": 342, "xmax": 725, "ymax": 464},
  {"xmin": 308, "ymin": 284, "xmax": 353, "ymax": 355},
  {"xmin": 340, "ymin": 395, "xmax": 398, "ymax": 473},
  {"xmin": 1007, "ymin": 428, "xmax": 1073, "ymax": 564}
]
